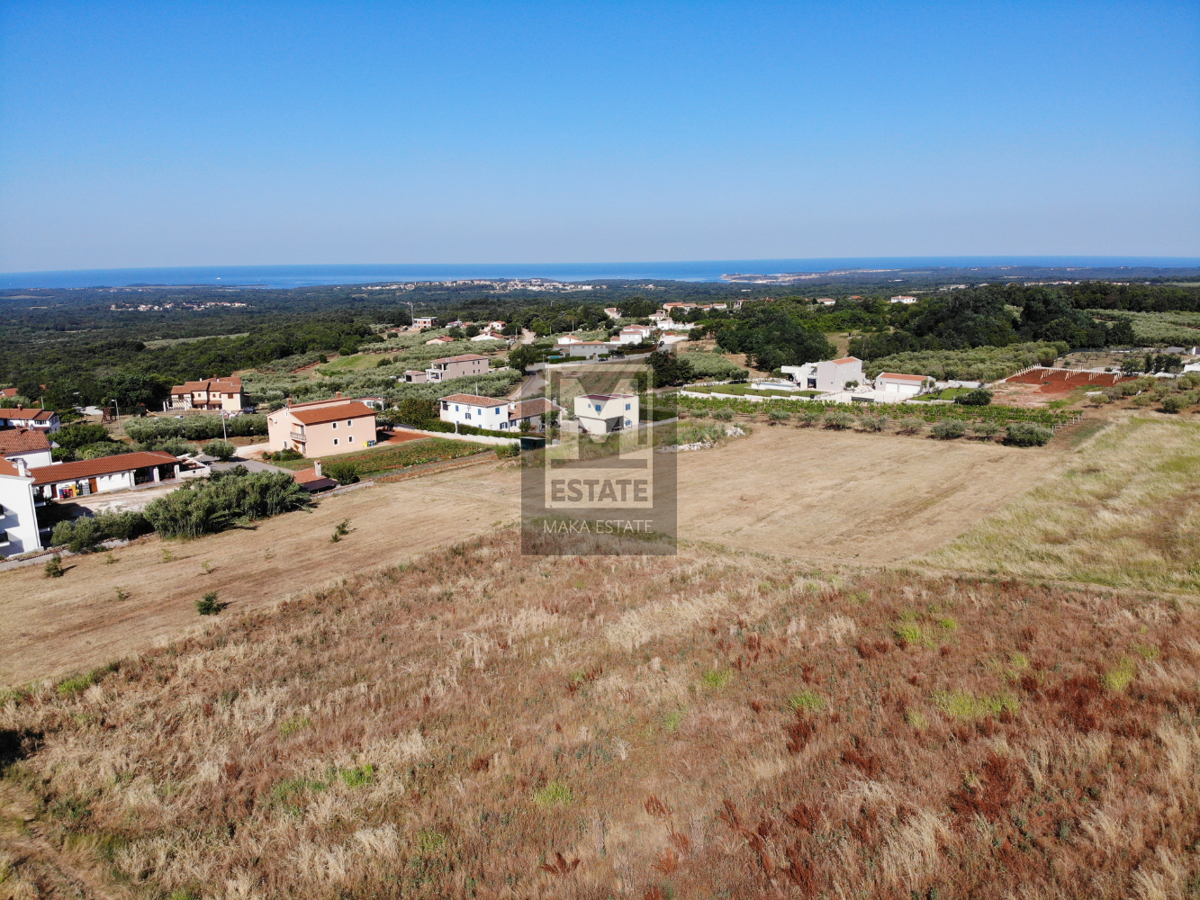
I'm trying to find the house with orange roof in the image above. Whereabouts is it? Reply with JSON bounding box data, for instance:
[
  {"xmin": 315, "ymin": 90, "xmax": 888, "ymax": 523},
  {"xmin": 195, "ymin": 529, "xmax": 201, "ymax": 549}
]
[
  {"xmin": 0, "ymin": 428, "xmax": 53, "ymax": 468},
  {"xmin": 438, "ymin": 394, "xmax": 557, "ymax": 432},
  {"xmin": 0, "ymin": 408, "xmax": 61, "ymax": 434},
  {"xmin": 426, "ymin": 353, "xmax": 490, "ymax": 383},
  {"xmin": 30, "ymin": 451, "xmax": 181, "ymax": 500},
  {"xmin": 0, "ymin": 455, "xmax": 42, "ymax": 555},
  {"xmin": 169, "ymin": 376, "xmax": 247, "ymax": 412},
  {"xmin": 266, "ymin": 395, "xmax": 378, "ymax": 457}
]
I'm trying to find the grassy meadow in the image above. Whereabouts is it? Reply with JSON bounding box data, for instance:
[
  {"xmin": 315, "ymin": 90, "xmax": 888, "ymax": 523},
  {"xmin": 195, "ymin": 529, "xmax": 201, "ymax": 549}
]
[
  {"xmin": 923, "ymin": 418, "xmax": 1200, "ymax": 592},
  {"xmin": 2, "ymin": 530, "xmax": 1199, "ymax": 899}
]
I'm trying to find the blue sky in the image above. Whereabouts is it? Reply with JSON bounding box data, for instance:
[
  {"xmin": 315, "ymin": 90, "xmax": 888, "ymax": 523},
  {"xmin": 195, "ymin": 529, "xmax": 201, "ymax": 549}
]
[{"xmin": 1, "ymin": 0, "xmax": 1197, "ymax": 271}]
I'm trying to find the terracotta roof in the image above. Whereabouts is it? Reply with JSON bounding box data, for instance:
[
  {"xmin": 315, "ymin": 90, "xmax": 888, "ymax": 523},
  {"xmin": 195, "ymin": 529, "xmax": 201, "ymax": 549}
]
[
  {"xmin": 440, "ymin": 393, "xmax": 508, "ymax": 407},
  {"xmin": 293, "ymin": 468, "xmax": 338, "ymax": 491},
  {"xmin": 430, "ymin": 354, "xmax": 489, "ymax": 364},
  {"xmin": 171, "ymin": 376, "xmax": 242, "ymax": 394},
  {"xmin": 289, "ymin": 401, "xmax": 376, "ymax": 426},
  {"xmin": 30, "ymin": 451, "xmax": 178, "ymax": 485},
  {"xmin": 0, "ymin": 428, "xmax": 51, "ymax": 454},
  {"xmin": 831, "ymin": 357, "xmax": 861, "ymax": 365},
  {"xmin": 0, "ymin": 457, "xmax": 24, "ymax": 477},
  {"xmin": 0, "ymin": 388, "xmax": 18, "ymax": 398},
  {"xmin": 509, "ymin": 398, "xmax": 556, "ymax": 419},
  {"xmin": 427, "ymin": 336, "xmax": 455, "ymax": 343},
  {"xmin": 878, "ymin": 372, "xmax": 925, "ymax": 382},
  {"xmin": 0, "ymin": 408, "xmax": 56, "ymax": 421}
]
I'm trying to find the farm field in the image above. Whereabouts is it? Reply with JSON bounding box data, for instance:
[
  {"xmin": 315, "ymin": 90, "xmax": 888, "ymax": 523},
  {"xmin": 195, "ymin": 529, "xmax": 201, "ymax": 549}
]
[
  {"xmin": 1, "ymin": 532, "xmax": 1197, "ymax": 899},
  {"xmin": 1, "ymin": 427, "xmax": 1057, "ymax": 686},
  {"xmin": 923, "ymin": 417, "xmax": 1200, "ymax": 592}
]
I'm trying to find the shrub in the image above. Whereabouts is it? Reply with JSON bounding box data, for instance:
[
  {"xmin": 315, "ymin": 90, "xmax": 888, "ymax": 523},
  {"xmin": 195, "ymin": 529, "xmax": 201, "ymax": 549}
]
[
  {"xmin": 266, "ymin": 448, "xmax": 303, "ymax": 462},
  {"xmin": 787, "ymin": 689, "xmax": 826, "ymax": 712},
  {"xmin": 822, "ymin": 410, "xmax": 853, "ymax": 430},
  {"xmin": 44, "ymin": 555, "xmax": 64, "ymax": 578},
  {"xmin": 323, "ymin": 460, "xmax": 360, "ymax": 484},
  {"xmin": 897, "ymin": 417, "xmax": 924, "ymax": 435},
  {"xmin": 798, "ymin": 408, "xmax": 824, "ymax": 427},
  {"xmin": 1005, "ymin": 423, "xmax": 1054, "ymax": 447},
  {"xmin": 203, "ymin": 439, "xmax": 236, "ymax": 460},
  {"xmin": 534, "ymin": 781, "xmax": 573, "ymax": 807},
  {"xmin": 931, "ymin": 419, "xmax": 967, "ymax": 440},
  {"xmin": 196, "ymin": 591, "xmax": 221, "ymax": 616},
  {"xmin": 767, "ymin": 409, "xmax": 791, "ymax": 424},
  {"xmin": 858, "ymin": 414, "xmax": 888, "ymax": 432},
  {"xmin": 954, "ymin": 388, "xmax": 994, "ymax": 406},
  {"xmin": 711, "ymin": 408, "xmax": 734, "ymax": 421},
  {"xmin": 144, "ymin": 468, "xmax": 311, "ymax": 538},
  {"xmin": 970, "ymin": 421, "xmax": 1001, "ymax": 440},
  {"xmin": 1161, "ymin": 395, "xmax": 1186, "ymax": 414},
  {"xmin": 51, "ymin": 511, "xmax": 152, "ymax": 552}
]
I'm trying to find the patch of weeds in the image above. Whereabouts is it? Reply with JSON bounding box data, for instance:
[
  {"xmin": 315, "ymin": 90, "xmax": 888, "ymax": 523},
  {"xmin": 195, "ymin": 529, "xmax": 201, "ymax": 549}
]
[
  {"xmin": 43, "ymin": 555, "xmax": 64, "ymax": 578},
  {"xmin": 937, "ymin": 616, "xmax": 958, "ymax": 631},
  {"xmin": 662, "ymin": 708, "xmax": 686, "ymax": 731},
  {"xmin": 894, "ymin": 623, "xmax": 930, "ymax": 647},
  {"xmin": 161, "ymin": 548, "xmax": 176, "ymax": 563},
  {"xmin": 200, "ymin": 559, "xmax": 213, "ymax": 575},
  {"xmin": 905, "ymin": 709, "xmax": 928, "ymax": 731},
  {"xmin": 416, "ymin": 829, "xmax": 446, "ymax": 853},
  {"xmin": 787, "ymin": 689, "xmax": 826, "ymax": 713},
  {"xmin": 933, "ymin": 690, "xmax": 1018, "ymax": 721},
  {"xmin": 113, "ymin": 587, "xmax": 129, "ymax": 602},
  {"xmin": 534, "ymin": 780, "xmax": 574, "ymax": 807},
  {"xmin": 701, "ymin": 669, "xmax": 733, "ymax": 689},
  {"xmin": 278, "ymin": 715, "xmax": 312, "ymax": 738},
  {"xmin": 336, "ymin": 764, "xmax": 376, "ymax": 788},
  {"xmin": 167, "ymin": 891, "xmax": 201, "ymax": 900},
  {"xmin": 271, "ymin": 776, "xmax": 327, "ymax": 814},
  {"xmin": 1102, "ymin": 657, "xmax": 1137, "ymax": 692},
  {"xmin": 56, "ymin": 663, "xmax": 115, "ymax": 697},
  {"xmin": 105, "ymin": 552, "xmax": 118, "ymax": 565},
  {"xmin": 1133, "ymin": 644, "xmax": 1160, "ymax": 661},
  {"xmin": 331, "ymin": 519, "xmax": 352, "ymax": 543}
]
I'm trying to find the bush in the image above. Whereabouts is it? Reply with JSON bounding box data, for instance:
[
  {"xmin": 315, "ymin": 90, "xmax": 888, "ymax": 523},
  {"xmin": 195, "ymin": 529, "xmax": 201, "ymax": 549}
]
[
  {"xmin": 265, "ymin": 448, "xmax": 303, "ymax": 462},
  {"xmin": 858, "ymin": 414, "xmax": 888, "ymax": 432},
  {"xmin": 203, "ymin": 439, "xmax": 236, "ymax": 460},
  {"xmin": 1005, "ymin": 423, "xmax": 1054, "ymax": 447},
  {"xmin": 44, "ymin": 555, "xmax": 64, "ymax": 578},
  {"xmin": 798, "ymin": 408, "xmax": 824, "ymax": 427},
  {"xmin": 767, "ymin": 409, "xmax": 791, "ymax": 424},
  {"xmin": 51, "ymin": 511, "xmax": 152, "ymax": 552},
  {"xmin": 711, "ymin": 408, "xmax": 734, "ymax": 421},
  {"xmin": 822, "ymin": 410, "xmax": 853, "ymax": 430},
  {"xmin": 897, "ymin": 417, "xmax": 924, "ymax": 435},
  {"xmin": 323, "ymin": 460, "xmax": 360, "ymax": 484},
  {"xmin": 54, "ymin": 423, "xmax": 112, "ymax": 451},
  {"xmin": 1161, "ymin": 395, "xmax": 1186, "ymax": 414},
  {"xmin": 144, "ymin": 468, "xmax": 311, "ymax": 538},
  {"xmin": 196, "ymin": 591, "xmax": 221, "ymax": 616},
  {"xmin": 954, "ymin": 388, "xmax": 994, "ymax": 407},
  {"xmin": 970, "ymin": 421, "xmax": 1001, "ymax": 440},
  {"xmin": 931, "ymin": 419, "xmax": 967, "ymax": 440}
]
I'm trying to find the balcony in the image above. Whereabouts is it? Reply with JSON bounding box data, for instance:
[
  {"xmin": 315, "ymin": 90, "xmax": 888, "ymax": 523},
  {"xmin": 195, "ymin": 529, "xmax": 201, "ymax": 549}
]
[{"xmin": 290, "ymin": 431, "xmax": 306, "ymax": 443}]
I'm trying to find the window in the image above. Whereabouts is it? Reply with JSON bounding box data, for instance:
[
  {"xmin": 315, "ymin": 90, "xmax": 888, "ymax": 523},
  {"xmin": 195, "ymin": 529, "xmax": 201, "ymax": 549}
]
[
  {"xmin": 332, "ymin": 422, "xmax": 338, "ymax": 429},
  {"xmin": 347, "ymin": 420, "xmax": 353, "ymax": 426},
  {"xmin": 625, "ymin": 403, "xmax": 631, "ymax": 410},
  {"xmin": 333, "ymin": 438, "xmax": 339, "ymax": 446},
  {"xmin": 595, "ymin": 404, "xmax": 602, "ymax": 412}
]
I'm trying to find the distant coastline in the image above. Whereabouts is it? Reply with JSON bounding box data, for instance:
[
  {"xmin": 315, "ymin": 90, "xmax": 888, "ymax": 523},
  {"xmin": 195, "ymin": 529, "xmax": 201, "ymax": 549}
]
[{"xmin": 3, "ymin": 257, "xmax": 1200, "ymax": 291}]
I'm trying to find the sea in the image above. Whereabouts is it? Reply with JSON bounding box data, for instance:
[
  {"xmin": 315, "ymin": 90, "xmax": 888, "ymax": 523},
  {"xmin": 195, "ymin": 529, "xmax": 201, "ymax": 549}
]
[{"xmin": 3, "ymin": 257, "xmax": 1199, "ymax": 290}]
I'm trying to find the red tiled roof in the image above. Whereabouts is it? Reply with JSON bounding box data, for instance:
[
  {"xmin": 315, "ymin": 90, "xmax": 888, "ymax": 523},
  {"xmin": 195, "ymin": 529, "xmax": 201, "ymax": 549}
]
[
  {"xmin": 878, "ymin": 372, "xmax": 925, "ymax": 382},
  {"xmin": 0, "ymin": 457, "xmax": 24, "ymax": 477},
  {"xmin": 0, "ymin": 388, "xmax": 18, "ymax": 398},
  {"xmin": 171, "ymin": 377, "xmax": 242, "ymax": 395},
  {"xmin": 831, "ymin": 357, "xmax": 861, "ymax": 365},
  {"xmin": 509, "ymin": 398, "xmax": 556, "ymax": 419},
  {"xmin": 0, "ymin": 428, "xmax": 51, "ymax": 454},
  {"xmin": 293, "ymin": 468, "xmax": 338, "ymax": 490},
  {"xmin": 0, "ymin": 408, "xmax": 56, "ymax": 421},
  {"xmin": 430, "ymin": 354, "xmax": 489, "ymax": 364},
  {"xmin": 30, "ymin": 451, "xmax": 178, "ymax": 485},
  {"xmin": 289, "ymin": 401, "xmax": 376, "ymax": 426},
  {"xmin": 440, "ymin": 393, "xmax": 508, "ymax": 407}
]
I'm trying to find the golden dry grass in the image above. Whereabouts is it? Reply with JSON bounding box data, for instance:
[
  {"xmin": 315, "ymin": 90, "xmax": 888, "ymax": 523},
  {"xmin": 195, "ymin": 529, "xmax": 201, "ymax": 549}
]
[
  {"xmin": 922, "ymin": 418, "xmax": 1200, "ymax": 592},
  {"xmin": 2, "ymin": 532, "xmax": 1199, "ymax": 899}
]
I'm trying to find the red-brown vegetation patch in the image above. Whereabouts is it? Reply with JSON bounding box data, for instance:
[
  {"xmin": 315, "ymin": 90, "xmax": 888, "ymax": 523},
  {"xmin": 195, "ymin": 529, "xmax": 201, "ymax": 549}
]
[{"xmin": 0, "ymin": 537, "xmax": 1198, "ymax": 899}]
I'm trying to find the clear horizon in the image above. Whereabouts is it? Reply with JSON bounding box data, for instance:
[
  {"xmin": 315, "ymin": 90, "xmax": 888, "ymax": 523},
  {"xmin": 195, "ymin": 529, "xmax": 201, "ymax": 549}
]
[{"xmin": 2, "ymin": 2, "xmax": 1197, "ymax": 271}]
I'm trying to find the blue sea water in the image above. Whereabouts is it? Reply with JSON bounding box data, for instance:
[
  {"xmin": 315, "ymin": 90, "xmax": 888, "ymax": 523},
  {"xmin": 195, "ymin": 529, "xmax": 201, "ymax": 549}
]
[{"xmin": 2, "ymin": 257, "xmax": 1199, "ymax": 290}]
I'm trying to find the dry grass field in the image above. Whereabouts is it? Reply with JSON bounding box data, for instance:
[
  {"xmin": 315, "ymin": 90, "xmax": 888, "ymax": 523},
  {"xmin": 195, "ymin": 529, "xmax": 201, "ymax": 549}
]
[
  {"xmin": 924, "ymin": 418, "xmax": 1200, "ymax": 593},
  {"xmin": 2, "ymin": 532, "xmax": 1198, "ymax": 899},
  {"xmin": 1, "ymin": 428, "xmax": 1056, "ymax": 686}
]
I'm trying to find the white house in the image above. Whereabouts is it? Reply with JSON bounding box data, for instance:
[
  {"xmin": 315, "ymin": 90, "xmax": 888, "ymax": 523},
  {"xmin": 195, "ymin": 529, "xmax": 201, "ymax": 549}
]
[
  {"xmin": 0, "ymin": 429, "xmax": 53, "ymax": 469},
  {"xmin": 0, "ymin": 456, "xmax": 42, "ymax": 555},
  {"xmin": 438, "ymin": 394, "xmax": 557, "ymax": 431},
  {"xmin": 0, "ymin": 408, "xmax": 61, "ymax": 434},
  {"xmin": 30, "ymin": 451, "xmax": 181, "ymax": 501},
  {"xmin": 574, "ymin": 393, "xmax": 638, "ymax": 435},
  {"xmin": 614, "ymin": 325, "xmax": 654, "ymax": 345},
  {"xmin": 471, "ymin": 331, "xmax": 505, "ymax": 342},
  {"xmin": 815, "ymin": 298, "xmax": 836, "ymax": 306},
  {"xmin": 889, "ymin": 296, "xmax": 918, "ymax": 305},
  {"xmin": 874, "ymin": 372, "xmax": 927, "ymax": 395},
  {"xmin": 603, "ymin": 307, "xmax": 622, "ymax": 319},
  {"xmin": 568, "ymin": 341, "xmax": 611, "ymax": 359},
  {"xmin": 781, "ymin": 357, "xmax": 864, "ymax": 392},
  {"xmin": 556, "ymin": 334, "xmax": 585, "ymax": 346}
]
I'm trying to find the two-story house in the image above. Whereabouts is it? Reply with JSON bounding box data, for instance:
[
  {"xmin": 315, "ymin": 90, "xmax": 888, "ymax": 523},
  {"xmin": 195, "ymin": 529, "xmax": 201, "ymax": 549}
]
[
  {"xmin": 425, "ymin": 354, "xmax": 490, "ymax": 383},
  {"xmin": 0, "ymin": 456, "xmax": 42, "ymax": 555},
  {"xmin": 574, "ymin": 393, "xmax": 638, "ymax": 434},
  {"xmin": 438, "ymin": 394, "xmax": 557, "ymax": 432},
  {"xmin": 169, "ymin": 376, "xmax": 247, "ymax": 412},
  {"xmin": 267, "ymin": 396, "xmax": 378, "ymax": 457},
  {"xmin": 0, "ymin": 408, "xmax": 61, "ymax": 434}
]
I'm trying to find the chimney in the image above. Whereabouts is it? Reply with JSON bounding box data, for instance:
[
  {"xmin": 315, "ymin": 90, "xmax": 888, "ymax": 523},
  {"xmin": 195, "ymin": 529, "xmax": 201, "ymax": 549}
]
[
  {"xmin": 335, "ymin": 391, "xmax": 343, "ymax": 399},
  {"xmin": 314, "ymin": 460, "xmax": 322, "ymax": 478},
  {"xmin": 15, "ymin": 457, "xmax": 29, "ymax": 477}
]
